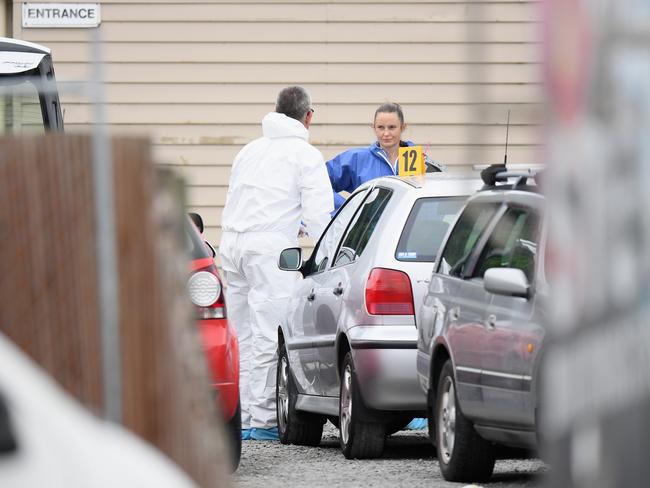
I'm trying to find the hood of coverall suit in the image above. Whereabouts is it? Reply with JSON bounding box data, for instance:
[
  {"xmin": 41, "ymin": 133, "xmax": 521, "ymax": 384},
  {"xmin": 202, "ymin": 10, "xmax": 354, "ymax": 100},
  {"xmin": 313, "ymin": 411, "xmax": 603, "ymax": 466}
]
[{"xmin": 261, "ymin": 111, "xmax": 309, "ymax": 141}]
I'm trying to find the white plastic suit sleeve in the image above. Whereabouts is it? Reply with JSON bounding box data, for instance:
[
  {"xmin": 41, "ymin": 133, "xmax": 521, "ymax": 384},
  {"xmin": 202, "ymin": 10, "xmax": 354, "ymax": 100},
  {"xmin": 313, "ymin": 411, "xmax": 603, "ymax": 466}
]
[{"xmin": 299, "ymin": 151, "xmax": 334, "ymax": 243}]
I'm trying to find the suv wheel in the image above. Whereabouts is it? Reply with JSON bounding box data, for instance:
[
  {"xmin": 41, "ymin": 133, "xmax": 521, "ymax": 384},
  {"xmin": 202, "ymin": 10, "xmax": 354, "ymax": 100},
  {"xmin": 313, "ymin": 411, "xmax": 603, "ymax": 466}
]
[
  {"xmin": 435, "ymin": 360, "xmax": 495, "ymax": 482},
  {"xmin": 339, "ymin": 352, "xmax": 385, "ymax": 459},
  {"xmin": 276, "ymin": 342, "xmax": 324, "ymax": 446}
]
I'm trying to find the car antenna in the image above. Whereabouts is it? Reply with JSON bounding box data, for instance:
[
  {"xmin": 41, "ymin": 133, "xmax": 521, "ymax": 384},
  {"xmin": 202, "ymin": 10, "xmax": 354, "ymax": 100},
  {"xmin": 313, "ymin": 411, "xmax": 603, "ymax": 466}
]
[{"xmin": 503, "ymin": 109, "xmax": 510, "ymax": 167}]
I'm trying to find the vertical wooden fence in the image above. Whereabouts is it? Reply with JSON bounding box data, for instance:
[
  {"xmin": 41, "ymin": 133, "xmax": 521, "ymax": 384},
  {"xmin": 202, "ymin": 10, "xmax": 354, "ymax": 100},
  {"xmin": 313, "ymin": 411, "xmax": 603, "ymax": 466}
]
[{"xmin": 0, "ymin": 133, "xmax": 230, "ymax": 487}]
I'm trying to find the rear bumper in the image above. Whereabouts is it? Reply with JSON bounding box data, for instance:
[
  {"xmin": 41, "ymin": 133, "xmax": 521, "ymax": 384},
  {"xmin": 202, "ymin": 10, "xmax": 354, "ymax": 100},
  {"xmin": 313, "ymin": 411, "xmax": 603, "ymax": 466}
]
[
  {"xmin": 347, "ymin": 325, "xmax": 426, "ymax": 411},
  {"xmin": 198, "ymin": 318, "xmax": 240, "ymax": 421}
]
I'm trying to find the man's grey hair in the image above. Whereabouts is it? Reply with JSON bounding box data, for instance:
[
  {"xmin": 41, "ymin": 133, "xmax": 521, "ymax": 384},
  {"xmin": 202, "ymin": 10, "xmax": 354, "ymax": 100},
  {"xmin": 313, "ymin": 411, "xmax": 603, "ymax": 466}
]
[{"xmin": 275, "ymin": 86, "xmax": 311, "ymax": 122}]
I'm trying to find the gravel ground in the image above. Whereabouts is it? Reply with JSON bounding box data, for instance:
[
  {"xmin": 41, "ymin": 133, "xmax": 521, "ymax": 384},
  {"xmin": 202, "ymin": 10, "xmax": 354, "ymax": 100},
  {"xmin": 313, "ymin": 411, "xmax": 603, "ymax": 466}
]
[{"xmin": 232, "ymin": 423, "xmax": 546, "ymax": 488}]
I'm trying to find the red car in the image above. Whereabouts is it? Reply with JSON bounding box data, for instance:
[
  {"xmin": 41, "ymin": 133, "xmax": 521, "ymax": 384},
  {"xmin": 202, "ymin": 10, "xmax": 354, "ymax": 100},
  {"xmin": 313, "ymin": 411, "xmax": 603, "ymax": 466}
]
[{"xmin": 186, "ymin": 214, "xmax": 240, "ymax": 470}]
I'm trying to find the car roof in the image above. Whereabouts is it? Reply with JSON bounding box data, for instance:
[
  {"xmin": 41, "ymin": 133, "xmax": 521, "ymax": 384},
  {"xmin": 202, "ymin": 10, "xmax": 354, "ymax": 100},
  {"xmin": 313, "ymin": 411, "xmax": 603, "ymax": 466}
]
[
  {"xmin": 359, "ymin": 172, "xmax": 483, "ymax": 198},
  {"xmin": 467, "ymin": 185, "xmax": 546, "ymax": 208},
  {"xmin": 0, "ymin": 37, "xmax": 51, "ymax": 75},
  {"xmin": 0, "ymin": 37, "xmax": 51, "ymax": 55}
]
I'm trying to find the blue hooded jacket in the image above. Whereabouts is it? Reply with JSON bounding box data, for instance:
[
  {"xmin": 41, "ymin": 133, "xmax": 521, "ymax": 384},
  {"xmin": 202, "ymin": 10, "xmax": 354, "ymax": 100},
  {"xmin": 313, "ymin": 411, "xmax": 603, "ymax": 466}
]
[{"xmin": 326, "ymin": 140, "xmax": 416, "ymax": 210}]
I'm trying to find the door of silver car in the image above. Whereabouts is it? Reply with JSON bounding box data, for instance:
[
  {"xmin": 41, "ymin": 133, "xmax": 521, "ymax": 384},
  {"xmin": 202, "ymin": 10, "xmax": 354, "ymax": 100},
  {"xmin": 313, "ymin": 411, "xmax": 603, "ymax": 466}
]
[
  {"xmin": 470, "ymin": 206, "xmax": 543, "ymax": 426},
  {"xmin": 289, "ymin": 190, "xmax": 368, "ymax": 395},
  {"xmin": 432, "ymin": 201, "xmax": 502, "ymax": 418},
  {"xmin": 315, "ymin": 187, "xmax": 393, "ymax": 397}
]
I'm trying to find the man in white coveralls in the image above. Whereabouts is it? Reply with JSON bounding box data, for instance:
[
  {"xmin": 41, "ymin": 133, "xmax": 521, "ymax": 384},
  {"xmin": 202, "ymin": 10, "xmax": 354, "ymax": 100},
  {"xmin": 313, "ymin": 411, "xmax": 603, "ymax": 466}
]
[{"xmin": 219, "ymin": 86, "xmax": 333, "ymax": 441}]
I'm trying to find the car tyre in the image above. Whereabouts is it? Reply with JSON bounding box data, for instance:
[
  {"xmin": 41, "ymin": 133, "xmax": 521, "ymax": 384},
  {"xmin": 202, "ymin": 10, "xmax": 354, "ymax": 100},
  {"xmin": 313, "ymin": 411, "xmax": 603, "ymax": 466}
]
[
  {"xmin": 226, "ymin": 400, "xmax": 242, "ymax": 471},
  {"xmin": 339, "ymin": 352, "xmax": 386, "ymax": 459},
  {"xmin": 435, "ymin": 360, "xmax": 495, "ymax": 482},
  {"xmin": 276, "ymin": 342, "xmax": 324, "ymax": 446}
]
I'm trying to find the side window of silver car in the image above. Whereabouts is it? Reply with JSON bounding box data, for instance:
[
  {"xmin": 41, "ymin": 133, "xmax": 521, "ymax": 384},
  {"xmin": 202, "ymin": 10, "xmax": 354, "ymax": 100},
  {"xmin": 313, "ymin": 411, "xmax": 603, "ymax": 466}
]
[
  {"xmin": 309, "ymin": 190, "xmax": 367, "ymax": 274},
  {"xmin": 471, "ymin": 207, "xmax": 540, "ymax": 282},
  {"xmin": 333, "ymin": 187, "xmax": 392, "ymax": 267},
  {"xmin": 438, "ymin": 202, "xmax": 501, "ymax": 277},
  {"xmin": 395, "ymin": 196, "xmax": 466, "ymax": 263}
]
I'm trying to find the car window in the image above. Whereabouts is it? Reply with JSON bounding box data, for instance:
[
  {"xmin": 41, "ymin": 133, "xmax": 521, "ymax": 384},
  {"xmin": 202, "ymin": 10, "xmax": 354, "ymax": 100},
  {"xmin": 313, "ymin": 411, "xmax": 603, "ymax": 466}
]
[
  {"xmin": 395, "ymin": 197, "xmax": 465, "ymax": 263},
  {"xmin": 471, "ymin": 207, "xmax": 540, "ymax": 282},
  {"xmin": 333, "ymin": 187, "xmax": 392, "ymax": 267},
  {"xmin": 0, "ymin": 80, "xmax": 46, "ymax": 135},
  {"xmin": 437, "ymin": 202, "xmax": 501, "ymax": 277},
  {"xmin": 307, "ymin": 190, "xmax": 367, "ymax": 274}
]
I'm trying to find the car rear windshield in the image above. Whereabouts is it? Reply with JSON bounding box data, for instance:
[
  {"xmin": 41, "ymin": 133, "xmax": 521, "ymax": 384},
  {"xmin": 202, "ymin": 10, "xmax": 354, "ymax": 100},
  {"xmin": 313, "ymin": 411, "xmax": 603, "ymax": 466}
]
[
  {"xmin": 395, "ymin": 197, "xmax": 466, "ymax": 262},
  {"xmin": 0, "ymin": 78, "xmax": 46, "ymax": 135}
]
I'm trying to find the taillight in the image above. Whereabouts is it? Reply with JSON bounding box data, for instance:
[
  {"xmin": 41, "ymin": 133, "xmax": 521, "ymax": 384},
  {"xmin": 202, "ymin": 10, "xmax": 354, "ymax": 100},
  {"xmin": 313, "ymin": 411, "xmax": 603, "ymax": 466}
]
[
  {"xmin": 187, "ymin": 266, "xmax": 226, "ymax": 319},
  {"xmin": 365, "ymin": 268, "xmax": 414, "ymax": 315}
]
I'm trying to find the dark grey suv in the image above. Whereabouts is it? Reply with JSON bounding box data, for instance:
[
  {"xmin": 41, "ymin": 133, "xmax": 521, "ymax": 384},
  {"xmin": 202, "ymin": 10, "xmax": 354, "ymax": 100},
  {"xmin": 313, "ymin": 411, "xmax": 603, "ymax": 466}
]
[{"xmin": 416, "ymin": 167, "xmax": 546, "ymax": 482}]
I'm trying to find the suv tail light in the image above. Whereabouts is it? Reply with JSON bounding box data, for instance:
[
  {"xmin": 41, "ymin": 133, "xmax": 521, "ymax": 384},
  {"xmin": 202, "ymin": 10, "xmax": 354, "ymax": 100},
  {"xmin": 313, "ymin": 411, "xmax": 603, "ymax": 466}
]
[
  {"xmin": 365, "ymin": 268, "xmax": 414, "ymax": 315},
  {"xmin": 187, "ymin": 263, "xmax": 226, "ymax": 319}
]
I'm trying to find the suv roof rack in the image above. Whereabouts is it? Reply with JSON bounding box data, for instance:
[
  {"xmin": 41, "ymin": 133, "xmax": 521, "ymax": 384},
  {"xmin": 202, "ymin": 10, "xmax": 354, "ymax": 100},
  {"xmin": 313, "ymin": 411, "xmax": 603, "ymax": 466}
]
[{"xmin": 479, "ymin": 164, "xmax": 541, "ymax": 191}]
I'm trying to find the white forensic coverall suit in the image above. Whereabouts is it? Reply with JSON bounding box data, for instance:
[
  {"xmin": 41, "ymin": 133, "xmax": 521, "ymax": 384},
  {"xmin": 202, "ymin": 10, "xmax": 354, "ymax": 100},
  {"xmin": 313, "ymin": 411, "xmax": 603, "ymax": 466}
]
[{"xmin": 219, "ymin": 112, "xmax": 333, "ymax": 430}]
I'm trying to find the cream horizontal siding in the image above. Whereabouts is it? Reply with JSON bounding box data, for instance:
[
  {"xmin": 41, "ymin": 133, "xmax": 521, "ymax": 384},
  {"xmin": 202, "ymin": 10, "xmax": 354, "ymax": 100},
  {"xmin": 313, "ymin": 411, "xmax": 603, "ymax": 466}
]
[
  {"xmin": 153, "ymin": 144, "xmax": 539, "ymax": 169},
  {"xmin": 101, "ymin": 3, "xmax": 540, "ymax": 21},
  {"xmin": 46, "ymin": 42, "xmax": 542, "ymax": 64},
  {"xmin": 24, "ymin": 22, "xmax": 540, "ymax": 43},
  {"xmin": 74, "ymin": 0, "xmax": 534, "ymax": 3},
  {"xmin": 13, "ymin": 0, "xmax": 543, "ymax": 247},
  {"xmin": 62, "ymin": 123, "xmax": 543, "ymax": 146},
  {"xmin": 54, "ymin": 62, "xmax": 542, "ymax": 84},
  {"xmin": 64, "ymin": 103, "xmax": 542, "ymax": 125},
  {"xmin": 64, "ymin": 83, "xmax": 544, "ymax": 104},
  {"xmin": 0, "ymin": 5, "xmax": 6, "ymax": 37}
]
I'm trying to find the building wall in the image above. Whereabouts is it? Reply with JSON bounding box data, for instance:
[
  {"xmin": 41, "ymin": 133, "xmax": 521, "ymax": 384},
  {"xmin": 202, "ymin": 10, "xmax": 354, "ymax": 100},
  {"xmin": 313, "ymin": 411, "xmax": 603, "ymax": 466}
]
[
  {"xmin": 0, "ymin": 2, "xmax": 6, "ymax": 37},
  {"xmin": 12, "ymin": 0, "xmax": 543, "ymax": 244}
]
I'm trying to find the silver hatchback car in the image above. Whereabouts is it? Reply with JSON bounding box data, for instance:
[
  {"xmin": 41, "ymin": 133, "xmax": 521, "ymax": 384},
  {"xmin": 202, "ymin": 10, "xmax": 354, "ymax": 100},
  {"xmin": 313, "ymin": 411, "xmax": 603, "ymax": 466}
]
[
  {"xmin": 276, "ymin": 173, "xmax": 482, "ymax": 458},
  {"xmin": 416, "ymin": 168, "xmax": 546, "ymax": 482}
]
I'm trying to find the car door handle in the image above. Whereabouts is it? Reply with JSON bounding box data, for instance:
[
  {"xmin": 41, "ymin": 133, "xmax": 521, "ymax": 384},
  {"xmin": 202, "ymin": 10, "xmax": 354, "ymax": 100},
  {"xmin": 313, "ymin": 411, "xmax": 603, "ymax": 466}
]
[
  {"xmin": 333, "ymin": 284, "xmax": 344, "ymax": 296},
  {"xmin": 307, "ymin": 290, "xmax": 316, "ymax": 301},
  {"xmin": 485, "ymin": 314, "xmax": 496, "ymax": 330}
]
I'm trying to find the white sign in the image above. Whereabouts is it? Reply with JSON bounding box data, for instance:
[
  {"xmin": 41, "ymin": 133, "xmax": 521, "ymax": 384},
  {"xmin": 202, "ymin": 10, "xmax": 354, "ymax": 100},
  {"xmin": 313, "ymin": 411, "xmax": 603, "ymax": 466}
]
[{"xmin": 22, "ymin": 3, "xmax": 101, "ymax": 28}]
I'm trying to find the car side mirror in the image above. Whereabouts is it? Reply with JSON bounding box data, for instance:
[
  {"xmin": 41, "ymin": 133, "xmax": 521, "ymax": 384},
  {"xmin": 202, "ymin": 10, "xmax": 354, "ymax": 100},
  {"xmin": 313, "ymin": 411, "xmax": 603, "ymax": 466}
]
[
  {"xmin": 188, "ymin": 212, "xmax": 204, "ymax": 234},
  {"xmin": 484, "ymin": 267, "xmax": 530, "ymax": 299},
  {"xmin": 278, "ymin": 247, "xmax": 302, "ymax": 271}
]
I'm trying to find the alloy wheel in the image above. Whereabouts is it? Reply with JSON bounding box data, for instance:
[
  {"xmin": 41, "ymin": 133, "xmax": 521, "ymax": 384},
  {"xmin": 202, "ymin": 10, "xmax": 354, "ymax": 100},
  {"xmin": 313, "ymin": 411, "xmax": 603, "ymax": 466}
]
[
  {"xmin": 277, "ymin": 355, "xmax": 289, "ymax": 433},
  {"xmin": 438, "ymin": 376, "xmax": 456, "ymax": 464},
  {"xmin": 340, "ymin": 364, "xmax": 353, "ymax": 445}
]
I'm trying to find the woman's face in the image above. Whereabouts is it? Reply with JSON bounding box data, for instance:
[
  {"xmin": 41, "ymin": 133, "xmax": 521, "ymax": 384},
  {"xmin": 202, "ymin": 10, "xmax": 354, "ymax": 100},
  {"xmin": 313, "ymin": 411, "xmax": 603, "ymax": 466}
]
[{"xmin": 373, "ymin": 112, "xmax": 405, "ymax": 151}]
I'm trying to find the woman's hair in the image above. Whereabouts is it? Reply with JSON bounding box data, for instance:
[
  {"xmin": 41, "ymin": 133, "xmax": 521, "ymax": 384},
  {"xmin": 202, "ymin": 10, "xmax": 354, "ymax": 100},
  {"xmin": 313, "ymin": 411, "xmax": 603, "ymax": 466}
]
[
  {"xmin": 276, "ymin": 86, "xmax": 311, "ymax": 122},
  {"xmin": 374, "ymin": 102, "xmax": 404, "ymax": 125}
]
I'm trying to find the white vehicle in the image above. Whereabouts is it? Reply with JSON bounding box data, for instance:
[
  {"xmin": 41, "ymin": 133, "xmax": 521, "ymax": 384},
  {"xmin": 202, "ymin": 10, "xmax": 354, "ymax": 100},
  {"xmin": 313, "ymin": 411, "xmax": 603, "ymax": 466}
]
[
  {"xmin": 0, "ymin": 333, "xmax": 197, "ymax": 487},
  {"xmin": 0, "ymin": 37, "xmax": 63, "ymax": 133}
]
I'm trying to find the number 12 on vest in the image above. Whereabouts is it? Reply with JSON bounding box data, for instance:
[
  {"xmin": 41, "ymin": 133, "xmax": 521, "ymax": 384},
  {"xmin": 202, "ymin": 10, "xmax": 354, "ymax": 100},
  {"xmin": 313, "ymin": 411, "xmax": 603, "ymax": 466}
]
[{"xmin": 398, "ymin": 146, "xmax": 425, "ymax": 176}]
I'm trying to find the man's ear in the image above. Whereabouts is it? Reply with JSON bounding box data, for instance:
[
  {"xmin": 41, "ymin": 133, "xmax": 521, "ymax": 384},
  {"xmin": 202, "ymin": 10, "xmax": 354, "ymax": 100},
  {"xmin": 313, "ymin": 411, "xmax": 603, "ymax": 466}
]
[{"xmin": 304, "ymin": 110, "xmax": 313, "ymax": 129}]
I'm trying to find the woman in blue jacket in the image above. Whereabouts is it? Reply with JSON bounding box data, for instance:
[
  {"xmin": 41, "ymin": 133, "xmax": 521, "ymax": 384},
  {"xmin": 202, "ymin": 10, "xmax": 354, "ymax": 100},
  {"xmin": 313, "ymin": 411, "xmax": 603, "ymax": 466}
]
[
  {"xmin": 326, "ymin": 102, "xmax": 443, "ymax": 210},
  {"xmin": 326, "ymin": 103, "xmax": 433, "ymax": 431}
]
